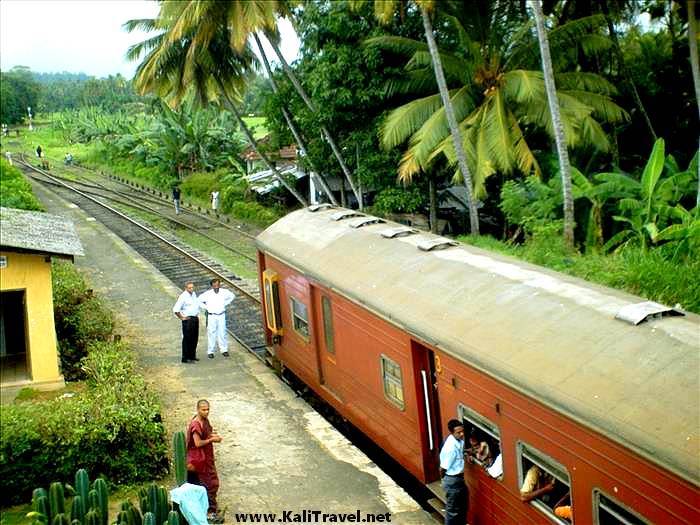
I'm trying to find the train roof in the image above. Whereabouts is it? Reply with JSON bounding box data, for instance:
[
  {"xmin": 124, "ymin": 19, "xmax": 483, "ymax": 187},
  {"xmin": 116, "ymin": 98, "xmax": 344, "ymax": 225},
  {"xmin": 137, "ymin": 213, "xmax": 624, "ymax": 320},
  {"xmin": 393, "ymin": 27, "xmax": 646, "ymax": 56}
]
[{"xmin": 257, "ymin": 207, "xmax": 700, "ymax": 486}]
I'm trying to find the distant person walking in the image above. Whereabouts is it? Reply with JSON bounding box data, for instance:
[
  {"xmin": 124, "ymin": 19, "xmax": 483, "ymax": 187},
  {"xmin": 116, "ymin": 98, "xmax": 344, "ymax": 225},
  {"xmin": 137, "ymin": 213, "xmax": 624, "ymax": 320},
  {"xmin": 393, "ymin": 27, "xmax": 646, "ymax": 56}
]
[
  {"xmin": 198, "ymin": 278, "xmax": 234, "ymax": 359},
  {"xmin": 36, "ymin": 145, "xmax": 42, "ymax": 158},
  {"xmin": 172, "ymin": 281, "xmax": 200, "ymax": 363},
  {"xmin": 172, "ymin": 186, "xmax": 182, "ymax": 215},
  {"xmin": 186, "ymin": 399, "xmax": 223, "ymax": 523},
  {"xmin": 211, "ymin": 190, "xmax": 219, "ymax": 212}
]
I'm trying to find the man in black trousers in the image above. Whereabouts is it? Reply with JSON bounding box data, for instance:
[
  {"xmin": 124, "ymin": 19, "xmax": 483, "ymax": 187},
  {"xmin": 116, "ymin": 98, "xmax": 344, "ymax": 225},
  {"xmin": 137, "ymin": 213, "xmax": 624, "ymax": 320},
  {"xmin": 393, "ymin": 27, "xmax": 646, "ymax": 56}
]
[{"xmin": 172, "ymin": 281, "xmax": 200, "ymax": 363}]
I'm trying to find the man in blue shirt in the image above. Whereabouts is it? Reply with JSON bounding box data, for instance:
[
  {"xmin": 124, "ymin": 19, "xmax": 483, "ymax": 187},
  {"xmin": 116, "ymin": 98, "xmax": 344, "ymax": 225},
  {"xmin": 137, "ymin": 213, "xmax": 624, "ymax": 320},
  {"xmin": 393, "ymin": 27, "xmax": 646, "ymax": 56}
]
[
  {"xmin": 439, "ymin": 419, "xmax": 468, "ymax": 525},
  {"xmin": 173, "ymin": 281, "xmax": 201, "ymax": 363}
]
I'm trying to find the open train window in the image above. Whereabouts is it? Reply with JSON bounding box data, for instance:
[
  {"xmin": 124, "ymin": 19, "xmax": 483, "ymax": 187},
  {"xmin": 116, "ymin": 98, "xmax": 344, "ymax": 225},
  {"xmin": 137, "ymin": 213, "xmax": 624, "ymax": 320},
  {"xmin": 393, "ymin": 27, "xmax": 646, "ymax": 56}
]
[
  {"xmin": 262, "ymin": 270, "xmax": 282, "ymax": 335},
  {"xmin": 380, "ymin": 355, "xmax": 404, "ymax": 410},
  {"xmin": 458, "ymin": 404, "xmax": 502, "ymax": 479},
  {"xmin": 321, "ymin": 295, "xmax": 335, "ymax": 354},
  {"xmin": 290, "ymin": 296, "xmax": 310, "ymax": 340},
  {"xmin": 594, "ymin": 490, "xmax": 648, "ymax": 525},
  {"xmin": 518, "ymin": 442, "xmax": 572, "ymax": 524}
]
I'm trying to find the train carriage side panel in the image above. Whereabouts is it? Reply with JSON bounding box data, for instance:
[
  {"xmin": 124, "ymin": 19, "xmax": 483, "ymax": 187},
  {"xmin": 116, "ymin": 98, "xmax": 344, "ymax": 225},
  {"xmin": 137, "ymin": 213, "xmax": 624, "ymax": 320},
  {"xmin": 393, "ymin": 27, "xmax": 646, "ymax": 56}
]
[
  {"xmin": 436, "ymin": 350, "xmax": 700, "ymax": 525},
  {"xmin": 262, "ymin": 253, "xmax": 428, "ymax": 482}
]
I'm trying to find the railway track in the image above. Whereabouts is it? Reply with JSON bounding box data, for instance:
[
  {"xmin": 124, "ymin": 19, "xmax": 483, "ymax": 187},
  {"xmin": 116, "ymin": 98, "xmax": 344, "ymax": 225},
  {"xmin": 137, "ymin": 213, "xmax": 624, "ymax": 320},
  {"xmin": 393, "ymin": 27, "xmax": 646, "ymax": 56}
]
[{"xmin": 17, "ymin": 158, "xmax": 267, "ymax": 358}]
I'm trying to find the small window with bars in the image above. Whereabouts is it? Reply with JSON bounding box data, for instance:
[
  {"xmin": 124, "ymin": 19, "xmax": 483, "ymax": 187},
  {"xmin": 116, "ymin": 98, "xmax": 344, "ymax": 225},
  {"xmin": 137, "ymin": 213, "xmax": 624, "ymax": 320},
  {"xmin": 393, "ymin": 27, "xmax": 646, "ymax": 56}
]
[
  {"xmin": 321, "ymin": 295, "xmax": 335, "ymax": 354},
  {"xmin": 594, "ymin": 490, "xmax": 648, "ymax": 525},
  {"xmin": 380, "ymin": 355, "xmax": 404, "ymax": 410},
  {"xmin": 290, "ymin": 296, "xmax": 310, "ymax": 340}
]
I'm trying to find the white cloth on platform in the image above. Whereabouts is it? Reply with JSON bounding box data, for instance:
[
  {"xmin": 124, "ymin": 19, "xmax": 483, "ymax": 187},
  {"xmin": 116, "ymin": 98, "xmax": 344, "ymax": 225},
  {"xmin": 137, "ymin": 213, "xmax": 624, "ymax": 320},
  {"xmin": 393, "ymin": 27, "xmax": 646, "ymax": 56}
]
[{"xmin": 170, "ymin": 483, "xmax": 208, "ymax": 525}]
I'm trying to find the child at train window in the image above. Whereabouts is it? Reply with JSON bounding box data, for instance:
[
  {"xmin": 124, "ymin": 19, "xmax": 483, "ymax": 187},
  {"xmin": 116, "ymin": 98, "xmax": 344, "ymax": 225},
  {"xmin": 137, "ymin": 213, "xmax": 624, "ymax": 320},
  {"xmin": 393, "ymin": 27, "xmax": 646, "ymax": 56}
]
[{"xmin": 466, "ymin": 431, "xmax": 492, "ymax": 465}]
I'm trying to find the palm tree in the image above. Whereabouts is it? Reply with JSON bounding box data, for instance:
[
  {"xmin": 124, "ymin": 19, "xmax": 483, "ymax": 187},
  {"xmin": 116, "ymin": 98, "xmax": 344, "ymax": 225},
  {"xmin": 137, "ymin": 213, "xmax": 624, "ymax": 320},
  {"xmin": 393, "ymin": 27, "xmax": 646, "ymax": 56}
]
[
  {"xmin": 351, "ymin": 0, "xmax": 480, "ymax": 233},
  {"xmin": 124, "ymin": 12, "xmax": 308, "ymax": 206},
  {"xmin": 263, "ymin": 32, "xmax": 363, "ymax": 208},
  {"xmin": 687, "ymin": 0, "xmax": 700, "ymax": 207},
  {"xmin": 159, "ymin": 0, "xmax": 357, "ymax": 206},
  {"xmin": 252, "ymin": 33, "xmax": 338, "ymax": 205},
  {"xmin": 531, "ymin": 0, "xmax": 575, "ymax": 247}
]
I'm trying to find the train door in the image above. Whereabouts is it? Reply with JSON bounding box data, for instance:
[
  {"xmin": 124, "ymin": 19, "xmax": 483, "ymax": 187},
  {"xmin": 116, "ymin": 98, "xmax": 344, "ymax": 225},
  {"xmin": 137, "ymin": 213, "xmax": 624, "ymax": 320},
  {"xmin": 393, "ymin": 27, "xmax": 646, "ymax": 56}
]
[
  {"xmin": 311, "ymin": 286, "xmax": 342, "ymax": 399},
  {"xmin": 411, "ymin": 340, "xmax": 442, "ymax": 481}
]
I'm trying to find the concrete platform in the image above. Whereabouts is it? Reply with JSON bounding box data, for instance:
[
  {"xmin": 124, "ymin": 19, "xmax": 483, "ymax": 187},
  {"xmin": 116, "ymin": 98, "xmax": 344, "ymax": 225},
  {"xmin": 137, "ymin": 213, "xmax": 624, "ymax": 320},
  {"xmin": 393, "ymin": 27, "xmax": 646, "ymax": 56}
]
[{"xmin": 31, "ymin": 180, "xmax": 434, "ymax": 524}]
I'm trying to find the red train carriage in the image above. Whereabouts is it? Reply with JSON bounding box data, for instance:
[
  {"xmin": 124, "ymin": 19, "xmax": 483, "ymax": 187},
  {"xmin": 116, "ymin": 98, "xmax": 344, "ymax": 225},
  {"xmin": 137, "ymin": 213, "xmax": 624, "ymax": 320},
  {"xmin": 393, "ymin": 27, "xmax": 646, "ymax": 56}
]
[{"xmin": 256, "ymin": 206, "xmax": 700, "ymax": 524}]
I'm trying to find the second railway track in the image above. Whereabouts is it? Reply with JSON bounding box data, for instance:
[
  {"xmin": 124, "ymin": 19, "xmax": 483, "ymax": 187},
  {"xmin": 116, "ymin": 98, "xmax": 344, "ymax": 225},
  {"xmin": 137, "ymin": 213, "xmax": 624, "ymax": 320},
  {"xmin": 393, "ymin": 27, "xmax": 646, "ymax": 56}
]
[{"xmin": 18, "ymin": 159, "xmax": 268, "ymax": 358}]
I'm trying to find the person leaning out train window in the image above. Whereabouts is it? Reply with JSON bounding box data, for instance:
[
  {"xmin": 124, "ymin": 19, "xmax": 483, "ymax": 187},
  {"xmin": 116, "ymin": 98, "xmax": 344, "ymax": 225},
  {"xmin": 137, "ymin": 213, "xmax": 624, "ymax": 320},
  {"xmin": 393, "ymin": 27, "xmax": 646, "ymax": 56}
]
[{"xmin": 520, "ymin": 465, "xmax": 556, "ymax": 502}]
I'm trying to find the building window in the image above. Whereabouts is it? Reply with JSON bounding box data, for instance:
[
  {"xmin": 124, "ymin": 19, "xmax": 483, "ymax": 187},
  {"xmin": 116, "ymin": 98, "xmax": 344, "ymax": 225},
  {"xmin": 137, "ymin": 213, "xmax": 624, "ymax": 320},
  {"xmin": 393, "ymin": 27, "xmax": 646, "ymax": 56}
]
[
  {"xmin": 381, "ymin": 355, "xmax": 404, "ymax": 410},
  {"xmin": 290, "ymin": 296, "xmax": 309, "ymax": 340},
  {"xmin": 594, "ymin": 490, "xmax": 648, "ymax": 525},
  {"xmin": 458, "ymin": 404, "xmax": 502, "ymax": 479},
  {"xmin": 321, "ymin": 295, "xmax": 335, "ymax": 354},
  {"xmin": 518, "ymin": 442, "xmax": 572, "ymax": 524}
]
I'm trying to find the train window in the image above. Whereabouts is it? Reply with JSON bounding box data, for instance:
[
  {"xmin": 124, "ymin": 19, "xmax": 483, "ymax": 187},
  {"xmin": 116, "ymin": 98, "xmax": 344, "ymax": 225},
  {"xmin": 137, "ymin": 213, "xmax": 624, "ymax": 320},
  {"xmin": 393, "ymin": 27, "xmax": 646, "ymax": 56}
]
[
  {"xmin": 380, "ymin": 355, "xmax": 404, "ymax": 410},
  {"xmin": 518, "ymin": 442, "xmax": 572, "ymax": 524},
  {"xmin": 321, "ymin": 295, "xmax": 335, "ymax": 354},
  {"xmin": 262, "ymin": 270, "xmax": 282, "ymax": 335},
  {"xmin": 458, "ymin": 404, "xmax": 502, "ymax": 479},
  {"xmin": 290, "ymin": 296, "xmax": 310, "ymax": 340},
  {"xmin": 594, "ymin": 490, "xmax": 648, "ymax": 525}
]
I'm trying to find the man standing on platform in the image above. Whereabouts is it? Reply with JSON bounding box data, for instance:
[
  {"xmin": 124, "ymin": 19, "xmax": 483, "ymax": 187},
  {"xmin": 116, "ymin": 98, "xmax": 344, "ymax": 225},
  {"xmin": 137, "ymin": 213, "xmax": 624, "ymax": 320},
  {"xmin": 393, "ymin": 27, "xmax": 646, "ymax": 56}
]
[
  {"xmin": 172, "ymin": 281, "xmax": 200, "ymax": 363},
  {"xmin": 187, "ymin": 399, "xmax": 223, "ymax": 523},
  {"xmin": 198, "ymin": 278, "xmax": 235, "ymax": 359},
  {"xmin": 439, "ymin": 419, "xmax": 468, "ymax": 525}
]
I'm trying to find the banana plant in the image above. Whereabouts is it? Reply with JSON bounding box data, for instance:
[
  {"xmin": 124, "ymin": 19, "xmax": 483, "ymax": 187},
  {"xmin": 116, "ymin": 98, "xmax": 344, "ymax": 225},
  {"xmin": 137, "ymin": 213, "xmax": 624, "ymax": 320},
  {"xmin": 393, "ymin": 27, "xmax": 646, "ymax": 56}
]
[{"xmin": 603, "ymin": 138, "xmax": 696, "ymax": 252}]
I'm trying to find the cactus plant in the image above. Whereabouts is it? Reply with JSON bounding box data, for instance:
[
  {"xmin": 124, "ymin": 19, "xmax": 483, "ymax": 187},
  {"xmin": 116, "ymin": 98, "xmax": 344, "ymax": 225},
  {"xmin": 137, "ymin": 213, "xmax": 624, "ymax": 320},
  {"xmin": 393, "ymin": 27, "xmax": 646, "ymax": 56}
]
[
  {"xmin": 70, "ymin": 495, "xmax": 85, "ymax": 525},
  {"xmin": 75, "ymin": 469, "xmax": 90, "ymax": 508},
  {"xmin": 49, "ymin": 482, "xmax": 66, "ymax": 519},
  {"xmin": 33, "ymin": 488, "xmax": 48, "ymax": 505},
  {"xmin": 156, "ymin": 487, "xmax": 169, "ymax": 525},
  {"xmin": 88, "ymin": 489, "xmax": 100, "ymax": 515},
  {"xmin": 143, "ymin": 513, "xmax": 155, "ymax": 525},
  {"xmin": 85, "ymin": 510, "xmax": 100, "ymax": 525},
  {"xmin": 93, "ymin": 478, "xmax": 109, "ymax": 525},
  {"xmin": 172, "ymin": 431, "xmax": 187, "ymax": 487},
  {"xmin": 33, "ymin": 494, "xmax": 50, "ymax": 519},
  {"xmin": 166, "ymin": 511, "xmax": 179, "ymax": 525},
  {"xmin": 51, "ymin": 513, "xmax": 70, "ymax": 525}
]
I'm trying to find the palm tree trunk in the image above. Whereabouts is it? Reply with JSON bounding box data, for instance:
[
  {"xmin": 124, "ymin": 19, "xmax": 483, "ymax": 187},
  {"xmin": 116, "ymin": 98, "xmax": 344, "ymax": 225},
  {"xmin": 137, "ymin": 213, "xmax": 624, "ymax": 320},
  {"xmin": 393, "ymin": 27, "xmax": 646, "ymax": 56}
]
[
  {"xmin": 420, "ymin": 7, "xmax": 480, "ymax": 234},
  {"xmin": 532, "ymin": 0, "xmax": 575, "ymax": 248},
  {"xmin": 429, "ymin": 176, "xmax": 438, "ymax": 234},
  {"xmin": 265, "ymin": 34, "xmax": 362, "ymax": 207},
  {"xmin": 687, "ymin": 0, "xmax": 700, "ymax": 207},
  {"xmin": 253, "ymin": 34, "xmax": 338, "ymax": 205},
  {"xmin": 601, "ymin": 0, "xmax": 657, "ymax": 142},
  {"xmin": 218, "ymin": 83, "xmax": 308, "ymax": 207}
]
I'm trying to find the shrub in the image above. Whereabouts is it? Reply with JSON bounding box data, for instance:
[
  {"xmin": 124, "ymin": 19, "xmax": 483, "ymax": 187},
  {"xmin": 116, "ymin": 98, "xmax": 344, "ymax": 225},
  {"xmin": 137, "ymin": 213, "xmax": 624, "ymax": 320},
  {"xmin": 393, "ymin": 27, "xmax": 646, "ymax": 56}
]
[
  {"xmin": 0, "ymin": 158, "xmax": 45, "ymax": 211},
  {"xmin": 372, "ymin": 186, "xmax": 424, "ymax": 216},
  {"xmin": 0, "ymin": 341, "xmax": 169, "ymax": 505},
  {"xmin": 179, "ymin": 171, "xmax": 222, "ymax": 201},
  {"xmin": 52, "ymin": 261, "xmax": 114, "ymax": 381}
]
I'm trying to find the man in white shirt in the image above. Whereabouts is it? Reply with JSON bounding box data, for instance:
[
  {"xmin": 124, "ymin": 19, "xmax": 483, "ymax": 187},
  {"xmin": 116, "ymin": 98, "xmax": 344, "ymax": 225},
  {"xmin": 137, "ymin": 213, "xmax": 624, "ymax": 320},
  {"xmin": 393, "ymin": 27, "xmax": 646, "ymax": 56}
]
[
  {"xmin": 439, "ymin": 419, "xmax": 468, "ymax": 525},
  {"xmin": 199, "ymin": 279, "xmax": 235, "ymax": 359},
  {"xmin": 172, "ymin": 281, "xmax": 201, "ymax": 363}
]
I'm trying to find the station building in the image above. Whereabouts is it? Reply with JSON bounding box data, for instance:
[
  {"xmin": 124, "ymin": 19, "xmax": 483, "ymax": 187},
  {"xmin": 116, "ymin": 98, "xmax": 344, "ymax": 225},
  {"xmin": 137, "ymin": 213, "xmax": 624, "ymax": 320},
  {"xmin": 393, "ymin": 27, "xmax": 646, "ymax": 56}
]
[{"xmin": 0, "ymin": 207, "xmax": 83, "ymax": 392}]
